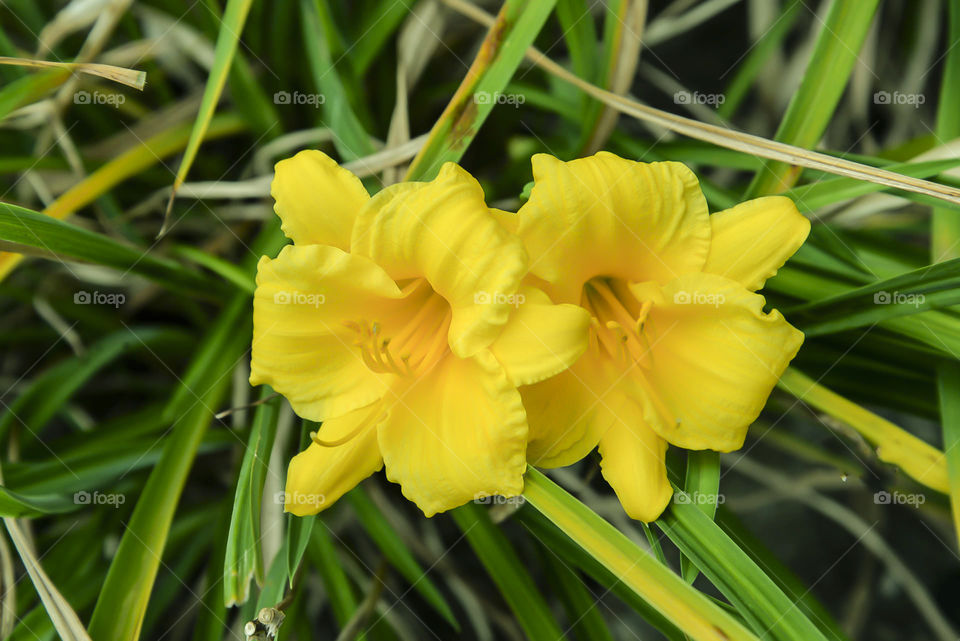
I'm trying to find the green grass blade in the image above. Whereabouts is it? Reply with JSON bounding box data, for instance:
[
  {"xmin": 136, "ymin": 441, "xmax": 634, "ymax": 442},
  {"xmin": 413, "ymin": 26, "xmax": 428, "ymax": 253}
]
[
  {"xmin": 404, "ymin": 0, "xmax": 558, "ymax": 181},
  {"xmin": 680, "ymin": 450, "xmax": 720, "ymax": 583},
  {"xmin": 777, "ymin": 367, "xmax": 948, "ymax": 493},
  {"xmin": 715, "ymin": 507, "xmax": 849, "ymax": 641},
  {"xmin": 300, "ymin": 0, "xmax": 376, "ymax": 161},
  {"xmin": 717, "ymin": 0, "xmax": 803, "ymax": 120},
  {"xmin": 0, "ymin": 487, "xmax": 75, "ymax": 518},
  {"xmin": 165, "ymin": 0, "xmax": 255, "ymax": 231},
  {"xmin": 347, "ymin": 487, "xmax": 459, "ymax": 630},
  {"xmin": 784, "ymin": 157, "xmax": 960, "ymax": 213},
  {"xmin": 746, "ymin": 0, "xmax": 881, "ymax": 196},
  {"xmin": 223, "ymin": 392, "xmax": 282, "ymax": 606},
  {"xmin": 933, "ymin": 0, "xmax": 960, "ymax": 553},
  {"xmin": 0, "ymin": 203, "xmax": 220, "ymax": 297},
  {"xmin": 784, "ymin": 256, "xmax": 960, "ymax": 335},
  {"xmin": 450, "ymin": 502, "xmax": 565, "ymax": 641},
  {"xmin": 86, "ymin": 294, "xmax": 251, "ymax": 641},
  {"xmin": 305, "ymin": 523, "xmax": 366, "ymax": 639},
  {"xmin": 657, "ymin": 488, "xmax": 831, "ymax": 641},
  {"xmin": 523, "ymin": 468, "xmax": 762, "ymax": 641},
  {"xmin": 517, "ymin": 506, "xmax": 686, "ymax": 641},
  {"xmin": 538, "ymin": 545, "xmax": 614, "ymax": 641}
]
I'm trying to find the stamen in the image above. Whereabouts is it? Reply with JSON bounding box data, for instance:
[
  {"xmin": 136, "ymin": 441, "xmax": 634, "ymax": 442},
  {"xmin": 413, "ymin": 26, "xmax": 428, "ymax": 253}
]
[{"xmin": 310, "ymin": 404, "xmax": 382, "ymax": 447}]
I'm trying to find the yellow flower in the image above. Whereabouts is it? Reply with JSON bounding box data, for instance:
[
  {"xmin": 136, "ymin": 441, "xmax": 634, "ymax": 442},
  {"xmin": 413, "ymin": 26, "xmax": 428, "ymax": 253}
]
[
  {"xmin": 516, "ymin": 152, "xmax": 809, "ymax": 521},
  {"xmin": 250, "ymin": 151, "xmax": 590, "ymax": 517}
]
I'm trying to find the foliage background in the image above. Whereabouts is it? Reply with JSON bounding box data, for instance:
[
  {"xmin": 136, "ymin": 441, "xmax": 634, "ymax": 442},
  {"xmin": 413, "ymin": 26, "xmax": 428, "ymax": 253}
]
[{"xmin": 0, "ymin": 1, "xmax": 958, "ymax": 640}]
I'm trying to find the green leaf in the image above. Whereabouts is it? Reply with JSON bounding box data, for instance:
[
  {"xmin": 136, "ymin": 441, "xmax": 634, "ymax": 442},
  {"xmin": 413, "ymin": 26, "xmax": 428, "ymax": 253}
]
[
  {"xmin": 86, "ymin": 294, "xmax": 251, "ymax": 641},
  {"xmin": 300, "ymin": 0, "xmax": 376, "ymax": 161},
  {"xmin": 680, "ymin": 450, "xmax": 720, "ymax": 583},
  {"xmin": 166, "ymin": 0, "xmax": 255, "ymax": 228},
  {"xmin": 224, "ymin": 392, "xmax": 282, "ymax": 606},
  {"xmin": 0, "ymin": 203, "xmax": 219, "ymax": 297},
  {"xmin": 347, "ymin": 487, "xmax": 459, "ymax": 630},
  {"xmin": 450, "ymin": 502, "xmax": 565, "ymax": 641},
  {"xmin": 746, "ymin": 0, "xmax": 881, "ymax": 195},
  {"xmin": 784, "ymin": 157, "xmax": 960, "ymax": 213},
  {"xmin": 522, "ymin": 468, "xmax": 759, "ymax": 641},
  {"xmin": 538, "ymin": 544, "xmax": 614, "ymax": 641},
  {"xmin": 0, "ymin": 486, "xmax": 75, "ymax": 518},
  {"xmin": 517, "ymin": 506, "xmax": 686, "ymax": 641},
  {"xmin": 306, "ymin": 523, "xmax": 363, "ymax": 632},
  {"xmin": 657, "ymin": 487, "xmax": 831, "ymax": 641},
  {"xmin": 933, "ymin": 0, "xmax": 960, "ymax": 553},
  {"xmin": 785, "ymin": 256, "xmax": 960, "ymax": 335},
  {"xmin": 404, "ymin": 0, "xmax": 558, "ymax": 180}
]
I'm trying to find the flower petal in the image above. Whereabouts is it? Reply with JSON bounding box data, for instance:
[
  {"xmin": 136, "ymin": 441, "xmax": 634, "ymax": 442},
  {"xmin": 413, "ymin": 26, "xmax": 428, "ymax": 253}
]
[
  {"xmin": 351, "ymin": 163, "xmax": 527, "ymax": 358},
  {"xmin": 489, "ymin": 286, "xmax": 590, "ymax": 386},
  {"xmin": 518, "ymin": 152, "xmax": 711, "ymax": 302},
  {"xmin": 284, "ymin": 404, "xmax": 384, "ymax": 516},
  {"xmin": 597, "ymin": 404, "xmax": 673, "ymax": 522},
  {"xmin": 702, "ymin": 196, "xmax": 810, "ymax": 291},
  {"xmin": 251, "ymin": 244, "xmax": 403, "ymax": 421},
  {"xmin": 272, "ymin": 150, "xmax": 369, "ymax": 250},
  {"xmin": 523, "ymin": 350, "xmax": 616, "ymax": 467},
  {"xmin": 378, "ymin": 350, "xmax": 527, "ymax": 517},
  {"xmin": 637, "ymin": 273, "xmax": 804, "ymax": 451}
]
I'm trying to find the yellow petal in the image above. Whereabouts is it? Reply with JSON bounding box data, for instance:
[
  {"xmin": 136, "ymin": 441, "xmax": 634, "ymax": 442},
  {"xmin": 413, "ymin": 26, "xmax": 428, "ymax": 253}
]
[
  {"xmin": 250, "ymin": 244, "xmax": 403, "ymax": 421},
  {"xmin": 702, "ymin": 196, "xmax": 810, "ymax": 291},
  {"xmin": 490, "ymin": 207, "xmax": 519, "ymax": 234},
  {"xmin": 489, "ymin": 286, "xmax": 590, "ymax": 386},
  {"xmin": 272, "ymin": 150, "xmax": 369, "ymax": 250},
  {"xmin": 378, "ymin": 350, "xmax": 527, "ymax": 517},
  {"xmin": 518, "ymin": 152, "xmax": 710, "ymax": 302},
  {"xmin": 523, "ymin": 350, "xmax": 616, "ymax": 467},
  {"xmin": 638, "ymin": 273, "xmax": 804, "ymax": 451},
  {"xmin": 284, "ymin": 404, "xmax": 384, "ymax": 516},
  {"xmin": 597, "ymin": 402, "xmax": 673, "ymax": 522},
  {"xmin": 351, "ymin": 163, "xmax": 527, "ymax": 358}
]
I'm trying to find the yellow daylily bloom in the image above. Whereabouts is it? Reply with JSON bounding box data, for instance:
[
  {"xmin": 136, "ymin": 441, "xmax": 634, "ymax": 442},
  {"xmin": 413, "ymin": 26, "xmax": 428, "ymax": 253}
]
[
  {"xmin": 517, "ymin": 152, "xmax": 808, "ymax": 522},
  {"xmin": 251, "ymin": 151, "xmax": 590, "ymax": 517}
]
